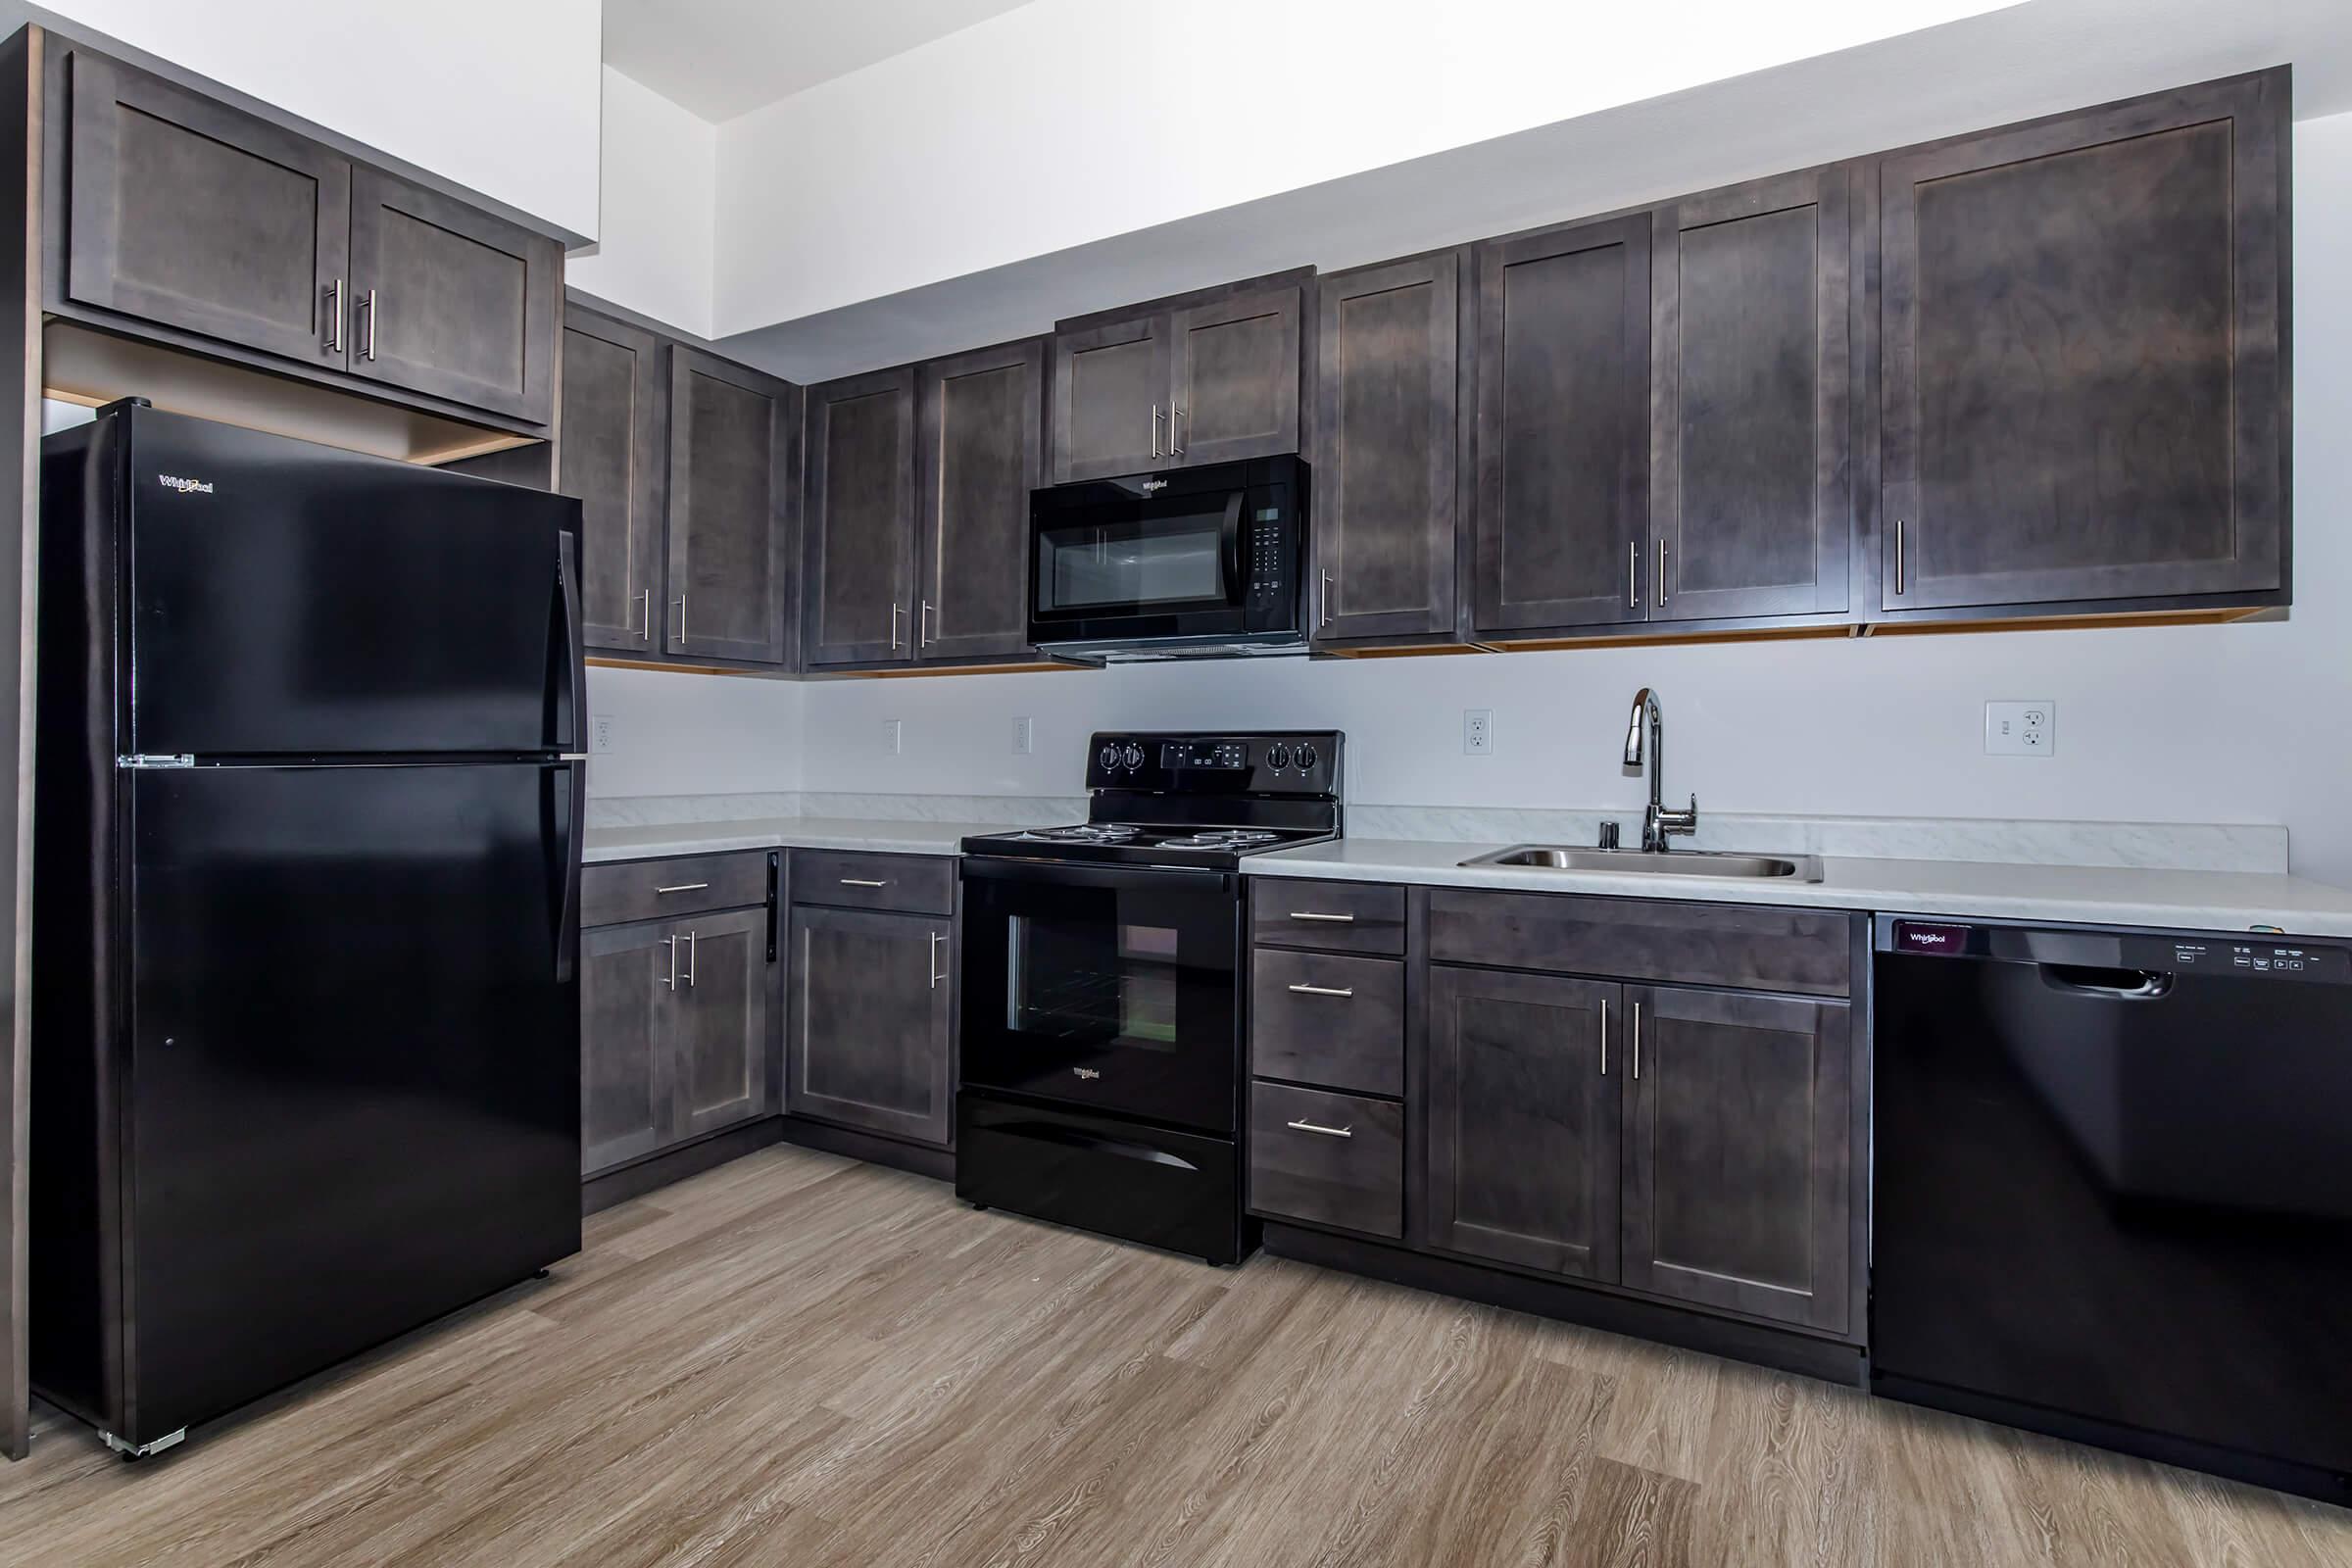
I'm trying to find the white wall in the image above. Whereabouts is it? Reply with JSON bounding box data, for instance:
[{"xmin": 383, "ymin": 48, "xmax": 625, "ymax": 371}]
[
  {"xmin": 582, "ymin": 666, "xmax": 801, "ymax": 800},
  {"xmin": 19, "ymin": 0, "xmax": 602, "ymax": 237},
  {"xmin": 791, "ymin": 110, "xmax": 2352, "ymax": 891},
  {"xmin": 565, "ymin": 68, "xmax": 716, "ymax": 335}
]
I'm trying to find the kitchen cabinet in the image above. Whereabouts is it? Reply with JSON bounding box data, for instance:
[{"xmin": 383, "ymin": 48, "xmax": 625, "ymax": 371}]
[
  {"xmin": 1878, "ymin": 71, "xmax": 2287, "ymax": 613},
  {"xmin": 1310, "ymin": 252, "xmax": 1464, "ymax": 644},
  {"xmin": 668, "ymin": 907, "xmax": 774, "ymax": 1140},
  {"xmin": 804, "ymin": 368, "xmax": 918, "ymax": 667},
  {"xmin": 915, "ymin": 341, "xmax": 1045, "ymax": 662},
  {"xmin": 786, "ymin": 903, "xmax": 955, "ymax": 1149},
  {"xmin": 1472, "ymin": 213, "xmax": 1653, "ymax": 636},
  {"xmin": 1620, "ymin": 985, "xmax": 1852, "ymax": 1333},
  {"xmin": 1425, "ymin": 965, "xmax": 1621, "ymax": 1281},
  {"xmin": 1649, "ymin": 168, "xmax": 1852, "ymax": 621},
  {"xmin": 1051, "ymin": 277, "xmax": 1304, "ymax": 483},
  {"xmin": 580, "ymin": 919, "xmax": 676, "ymax": 1174},
  {"xmin": 561, "ymin": 307, "xmax": 663, "ymax": 653},
  {"xmin": 667, "ymin": 347, "xmax": 801, "ymax": 666}
]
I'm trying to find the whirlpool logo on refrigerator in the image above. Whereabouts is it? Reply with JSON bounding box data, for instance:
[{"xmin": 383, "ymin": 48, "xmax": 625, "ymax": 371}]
[{"xmin": 157, "ymin": 473, "xmax": 215, "ymax": 495}]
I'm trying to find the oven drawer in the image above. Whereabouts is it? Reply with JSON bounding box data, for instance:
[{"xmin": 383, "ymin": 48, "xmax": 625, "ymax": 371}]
[
  {"xmin": 789, "ymin": 850, "xmax": 956, "ymax": 915},
  {"xmin": 1248, "ymin": 1082, "xmax": 1403, "ymax": 1239},
  {"xmin": 1251, "ymin": 878, "xmax": 1406, "ymax": 955},
  {"xmin": 956, "ymin": 1093, "xmax": 1246, "ymax": 1264},
  {"xmin": 581, "ymin": 851, "xmax": 770, "ymax": 928},
  {"xmin": 1250, "ymin": 949, "xmax": 1404, "ymax": 1098}
]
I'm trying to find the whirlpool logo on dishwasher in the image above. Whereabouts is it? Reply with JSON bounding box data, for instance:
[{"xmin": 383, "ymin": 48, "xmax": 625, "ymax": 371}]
[{"xmin": 157, "ymin": 473, "xmax": 215, "ymax": 495}]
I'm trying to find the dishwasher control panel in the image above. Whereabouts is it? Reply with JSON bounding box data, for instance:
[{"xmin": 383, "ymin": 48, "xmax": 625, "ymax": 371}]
[
  {"xmin": 2155, "ymin": 938, "xmax": 2351, "ymax": 982},
  {"xmin": 1887, "ymin": 919, "xmax": 2350, "ymax": 985}
]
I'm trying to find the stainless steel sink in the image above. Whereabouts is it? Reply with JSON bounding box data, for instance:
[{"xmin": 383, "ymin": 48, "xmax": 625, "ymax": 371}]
[{"xmin": 1457, "ymin": 845, "xmax": 1824, "ymax": 881}]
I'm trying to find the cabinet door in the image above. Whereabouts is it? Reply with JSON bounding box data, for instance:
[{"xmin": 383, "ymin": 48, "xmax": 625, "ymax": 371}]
[
  {"xmin": 1652, "ymin": 171, "xmax": 1851, "ymax": 621},
  {"xmin": 1621, "ymin": 986, "xmax": 1851, "ymax": 1333},
  {"xmin": 64, "ymin": 49, "xmax": 350, "ymax": 368},
  {"xmin": 562, "ymin": 310, "xmax": 663, "ymax": 653},
  {"xmin": 1311, "ymin": 255, "xmax": 1460, "ymax": 643},
  {"xmin": 580, "ymin": 919, "xmax": 675, "ymax": 1175},
  {"xmin": 804, "ymin": 368, "xmax": 917, "ymax": 667},
  {"xmin": 1881, "ymin": 73, "xmax": 2286, "ymax": 611},
  {"xmin": 787, "ymin": 906, "xmax": 954, "ymax": 1148},
  {"xmin": 1051, "ymin": 313, "xmax": 1168, "ymax": 482},
  {"xmin": 347, "ymin": 168, "xmax": 559, "ymax": 423},
  {"xmin": 916, "ymin": 340, "xmax": 1043, "ymax": 663},
  {"xmin": 1473, "ymin": 214, "xmax": 1652, "ymax": 635},
  {"xmin": 1169, "ymin": 287, "xmax": 1301, "ymax": 467},
  {"xmin": 669, "ymin": 907, "xmax": 774, "ymax": 1141},
  {"xmin": 1425, "ymin": 966, "xmax": 1621, "ymax": 1280},
  {"xmin": 668, "ymin": 347, "xmax": 800, "ymax": 665}
]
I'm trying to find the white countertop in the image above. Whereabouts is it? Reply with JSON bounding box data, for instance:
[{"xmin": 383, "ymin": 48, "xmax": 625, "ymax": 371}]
[
  {"xmin": 585, "ymin": 816, "xmax": 1013, "ymax": 863},
  {"xmin": 1245, "ymin": 838, "xmax": 2352, "ymax": 938}
]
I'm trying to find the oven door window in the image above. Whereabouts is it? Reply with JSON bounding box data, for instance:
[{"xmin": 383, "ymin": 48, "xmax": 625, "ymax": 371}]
[
  {"xmin": 1034, "ymin": 495, "xmax": 1241, "ymax": 618},
  {"xmin": 1010, "ymin": 916, "xmax": 1186, "ymax": 1048}
]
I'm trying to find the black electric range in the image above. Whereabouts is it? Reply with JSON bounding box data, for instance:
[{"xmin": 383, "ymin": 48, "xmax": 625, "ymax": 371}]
[{"xmin": 956, "ymin": 731, "xmax": 1343, "ymax": 1264}]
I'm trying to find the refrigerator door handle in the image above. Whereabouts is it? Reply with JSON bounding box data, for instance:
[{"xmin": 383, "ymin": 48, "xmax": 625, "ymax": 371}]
[
  {"xmin": 553, "ymin": 532, "xmax": 585, "ymax": 752},
  {"xmin": 552, "ymin": 760, "xmax": 584, "ymax": 984}
]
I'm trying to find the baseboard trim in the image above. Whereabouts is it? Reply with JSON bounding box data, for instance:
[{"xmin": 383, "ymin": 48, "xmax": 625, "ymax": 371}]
[
  {"xmin": 1262, "ymin": 1223, "xmax": 1868, "ymax": 1389},
  {"xmin": 776, "ymin": 1115, "xmax": 954, "ymax": 1183},
  {"xmin": 581, "ymin": 1119, "xmax": 786, "ymax": 1214}
]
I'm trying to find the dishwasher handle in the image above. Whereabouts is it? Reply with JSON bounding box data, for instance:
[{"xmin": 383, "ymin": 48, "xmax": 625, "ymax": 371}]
[{"xmin": 2038, "ymin": 963, "xmax": 2175, "ymax": 1001}]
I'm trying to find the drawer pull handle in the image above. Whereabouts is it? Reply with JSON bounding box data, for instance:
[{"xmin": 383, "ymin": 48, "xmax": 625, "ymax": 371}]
[
  {"xmin": 840, "ymin": 877, "xmax": 889, "ymax": 888},
  {"xmin": 655, "ymin": 882, "xmax": 710, "ymax": 895},
  {"xmin": 1286, "ymin": 1118, "xmax": 1352, "ymax": 1139},
  {"xmin": 1287, "ymin": 983, "xmax": 1353, "ymax": 998},
  {"xmin": 1287, "ymin": 911, "xmax": 1355, "ymax": 923}
]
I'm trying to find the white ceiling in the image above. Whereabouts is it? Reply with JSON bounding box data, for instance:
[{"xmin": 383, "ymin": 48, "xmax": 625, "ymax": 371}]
[{"xmin": 602, "ymin": 0, "xmax": 1039, "ymax": 122}]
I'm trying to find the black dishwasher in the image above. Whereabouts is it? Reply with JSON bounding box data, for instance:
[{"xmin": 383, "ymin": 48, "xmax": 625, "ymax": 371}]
[{"xmin": 1871, "ymin": 915, "xmax": 2352, "ymax": 1503}]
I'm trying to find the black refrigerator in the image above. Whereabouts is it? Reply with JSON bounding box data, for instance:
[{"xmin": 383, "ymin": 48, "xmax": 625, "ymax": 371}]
[{"xmin": 29, "ymin": 402, "xmax": 585, "ymax": 1457}]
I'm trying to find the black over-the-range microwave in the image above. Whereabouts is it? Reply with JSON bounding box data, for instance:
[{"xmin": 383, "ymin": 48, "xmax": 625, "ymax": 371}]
[{"xmin": 1027, "ymin": 456, "xmax": 1307, "ymax": 660}]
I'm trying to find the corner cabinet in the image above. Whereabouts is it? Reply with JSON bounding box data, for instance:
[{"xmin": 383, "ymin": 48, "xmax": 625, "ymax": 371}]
[
  {"xmin": 562, "ymin": 307, "xmax": 664, "ymax": 654},
  {"xmin": 804, "ymin": 368, "xmax": 918, "ymax": 667},
  {"xmin": 666, "ymin": 348, "xmax": 802, "ymax": 666}
]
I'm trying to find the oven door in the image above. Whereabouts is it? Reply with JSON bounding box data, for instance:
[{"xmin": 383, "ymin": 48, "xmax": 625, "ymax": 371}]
[{"xmin": 959, "ymin": 858, "xmax": 1242, "ymax": 1133}]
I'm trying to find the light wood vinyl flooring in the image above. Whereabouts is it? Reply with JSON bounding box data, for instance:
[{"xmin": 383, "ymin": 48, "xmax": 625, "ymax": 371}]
[{"xmin": 3, "ymin": 1143, "xmax": 2348, "ymax": 1567}]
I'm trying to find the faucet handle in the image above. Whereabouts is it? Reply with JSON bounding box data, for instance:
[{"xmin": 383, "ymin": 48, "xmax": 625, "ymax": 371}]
[{"xmin": 1597, "ymin": 820, "xmax": 1620, "ymax": 851}]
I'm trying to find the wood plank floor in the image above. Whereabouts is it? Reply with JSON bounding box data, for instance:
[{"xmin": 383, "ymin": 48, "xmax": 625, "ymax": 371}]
[{"xmin": 3, "ymin": 1144, "xmax": 2348, "ymax": 1567}]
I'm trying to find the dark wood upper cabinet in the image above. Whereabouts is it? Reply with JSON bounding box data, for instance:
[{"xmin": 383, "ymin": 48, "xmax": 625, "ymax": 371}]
[
  {"xmin": 561, "ymin": 308, "xmax": 662, "ymax": 654},
  {"xmin": 1051, "ymin": 313, "xmax": 1167, "ymax": 482},
  {"xmin": 1651, "ymin": 169, "xmax": 1852, "ymax": 621},
  {"xmin": 346, "ymin": 168, "xmax": 559, "ymax": 424},
  {"xmin": 667, "ymin": 347, "xmax": 800, "ymax": 666},
  {"xmin": 1169, "ymin": 286, "xmax": 1302, "ymax": 466},
  {"xmin": 1425, "ymin": 965, "xmax": 1621, "ymax": 1281},
  {"xmin": 1310, "ymin": 253, "xmax": 1462, "ymax": 644},
  {"xmin": 915, "ymin": 339, "xmax": 1045, "ymax": 663},
  {"xmin": 1473, "ymin": 213, "xmax": 1653, "ymax": 636},
  {"xmin": 786, "ymin": 904, "xmax": 955, "ymax": 1149},
  {"xmin": 1621, "ymin": 986, "xmax": 1851, "ymax": 1334},
  {"xmin": 64, "ymin": 49, "xmax": 350, "ymax": 368},
  {"xmin": 669, "ymin": 906, "xmax": 773, "ymax": 1141},
  {"xmin": 804, "ymin": 367, "xmax": 918, "ymax": 667},
  {"xmin": 1879, "ymin": 70, "xmax": 2288, "ymax": 612}
]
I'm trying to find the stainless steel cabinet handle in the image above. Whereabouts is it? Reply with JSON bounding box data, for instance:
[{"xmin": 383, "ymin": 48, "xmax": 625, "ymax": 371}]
[
  {"xmin": 324, "ymin": 277, "xmax": 343, "ymax": 353},
  {"xmin": 1151, "ymin": 404, "xmax": 1163, "ymax": 459},
  {"xmin": 1286, "ymin": 911, "xmax": 1354, "ymax": 923},
  {"xmin": 661, "ymin": 934, "xmax": 677, "ymax": 990},
  {"xmin": 672, "ymin": 595, "xmax": 687, "ymax": 645},
  {"xmin": 683, "ymin": 930, "xmax": 698, "ymax": 988},
  {"xmin": 1287, "ymin": 983, "xmax": 1354, "ymax": 998},
  {"xmin": 890, "ymin": 603, "xmax": 903, "ymax": 651},
  {"xmin": 1320, "ymin": 569, "xmax": 1333, "ymax": 629},
  {"xmin": 638, "ymin": 588, "xmax": 652, "ymax": 642},
  {"xmin": 1286, "ymin": 1119, "xmax": 1352, "ymax": 1139},
  {"xmin": 840, "ymin": 877, "xmax": 888, "ymax": 888},
  {"xmin": 1632, "ymin": 1001, "xmax": 1642, "ymax": 1080},
  {"xmin": 1599, "ymin": 997, "xmax": 1609, "ymax": 1076},
  {"xmin": 360, "ymin": 288, "xmax": 378, "ymax": 362},
  {"xmin": 1170, "ymin": 406, "xmax": 1184, "ymax": 456},
  {"xmin": 1628, "ymin": 540, "xmax": 1638, "ymax": 609},
  {"xmin": 655, "ymin": 882, "xmax": 710, "ymax": 895},
  {"xmin": 919, "ymin": 600, "xmax": 935, "ymax": 648},
  {"xmin": 928, "ymin": 930, "xmax": 947, "ymax": 989},
  {"xmin": 1894, "ymin": 518, "xmax": 1907, "ymax": 596},
  {"xmin": 1658, "ymin": 539, "xmax": 1669, "ymax": 607}
]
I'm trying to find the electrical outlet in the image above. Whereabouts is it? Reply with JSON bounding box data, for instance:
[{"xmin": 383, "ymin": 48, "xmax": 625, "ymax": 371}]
[
  {"xmin": 884, "ymin": 718, "xmax": 904, "ymax": 757},
  {"xmin": 1012, "ymin": 716, "xmax": 1033, "ymax": 755},
  {"xmin": 591, "ymin": 714, "xmax": 616, "ymax": 755},
  {"xmin": 1984, "ymin": 701, "xmax": 2055, "ymax": 757},
  {"xmin": 1463, "ymin": 709, "xmax": 1494, "ymax": 757}
]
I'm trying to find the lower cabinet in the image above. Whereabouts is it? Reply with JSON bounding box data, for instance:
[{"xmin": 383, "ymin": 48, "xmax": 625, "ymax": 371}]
[{"xmin": 786, "ymin": 901, "xmax": 956, "ymax": 1149}]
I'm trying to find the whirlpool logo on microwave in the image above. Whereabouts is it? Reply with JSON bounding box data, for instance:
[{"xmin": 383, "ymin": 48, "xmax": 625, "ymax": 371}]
[{"xmin": 157, "ymin": 473, "xmax": 215, "ymax": 495}]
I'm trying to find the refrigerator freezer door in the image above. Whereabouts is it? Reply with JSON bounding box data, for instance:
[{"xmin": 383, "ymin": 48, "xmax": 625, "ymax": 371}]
[
  {"xmin": 123, "ymin": 410, "xmax": 576, "ymax": 758},
  {"xmin": 122, "ymin": 762, "xmax": 580, "ymax": 1443}
]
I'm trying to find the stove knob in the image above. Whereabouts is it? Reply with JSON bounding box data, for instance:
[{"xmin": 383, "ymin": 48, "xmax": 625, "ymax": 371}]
[
  {"xmin": 1121, "ymin": 743, "xmax": 1145, "ymax": 770},
  {"xmin": 1265, "ymin": 743, "xmax": 1292, "ymax": 771},
  {"xmin": 1293, "ymin": 742, "xmax": 1319, "ymax": 771},
  {"xmin": 1099, "ymin": 744, "xmax": 1119, "ymax": 771}
]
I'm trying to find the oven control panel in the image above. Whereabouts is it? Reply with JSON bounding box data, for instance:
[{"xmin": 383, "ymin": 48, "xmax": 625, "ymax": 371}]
[{"xmin": 1086, "ymin": 732, "xmax": 1343, "ymax": 794}]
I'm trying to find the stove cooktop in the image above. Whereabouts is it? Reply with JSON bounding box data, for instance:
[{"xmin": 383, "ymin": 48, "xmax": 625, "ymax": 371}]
[{"xmin": 965, "ymin": 821, "xmax": 1334, "ymax": 867}]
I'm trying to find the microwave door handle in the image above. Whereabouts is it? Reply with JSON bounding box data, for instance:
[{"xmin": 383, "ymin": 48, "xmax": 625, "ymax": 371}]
[{"xmin": 1219, "ymin": 491, "xmax": 1246, "ymax": 604}]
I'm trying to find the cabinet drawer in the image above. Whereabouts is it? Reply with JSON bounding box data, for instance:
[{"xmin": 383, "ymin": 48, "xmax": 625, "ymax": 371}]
[
  {"xmin": 1250, "ymin": 879, "xmax": 1405, "ymax": 955},
  {"xmin": 1248, "ymin": 1082, "xmax": 1403, "ymax": 1240},
  {"xmin": 789, "ymin": 850, "xmax": 956, "ymax": 915},
  {"xmin": 1427, "ymin": 889, "xmax": 1852, "ymax": 998},
  {"xmin": 583, "ymin": 852, "xmax": 770, "ymax": 928},
  {"xmin": 1250, "ymin": 949, "xmax": 1404, "ymax": 1098}
]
